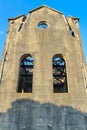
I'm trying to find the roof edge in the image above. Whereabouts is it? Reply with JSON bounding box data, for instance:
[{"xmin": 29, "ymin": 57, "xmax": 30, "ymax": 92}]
[
  {"xmin": 29, "ymin": 5, "xmax": 63, "ymax": 14},
  {"xmin": 8, "ymin": 14, "xmax": 25, "ymax": 21},
  {"xmin": 68, "ymin": 15, "xmax": 80, "ymax": 21}
]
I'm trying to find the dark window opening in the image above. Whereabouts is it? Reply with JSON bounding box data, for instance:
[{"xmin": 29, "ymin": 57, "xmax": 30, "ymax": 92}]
[
  {"xmin": 70, "ymin": 29, "xmax": 75, "ymax": 37},
  {"xmin": 38, "ymin": 21, "xmax": 48, "ymax": 29},
  {"xmin": 53, "ymin": 54, "xmax": 68, "ymax": 93},
  {"xmin": 18, "ymin": 23, "xmax": 23, "ymax": 32},
  {"xmin": 68, "ymin": 25, "xmax": 75, "ymax": 38},
  {"xmin": 11, "ymin": 21, "xmax": 14, "ymax": 24},
  {"xmin": 17, "ymin": 54, "xmax": 34, "ymax": 93},
  {"xmin": 22, "ymin": 16, "xmax": 26, "ymax": 22}
]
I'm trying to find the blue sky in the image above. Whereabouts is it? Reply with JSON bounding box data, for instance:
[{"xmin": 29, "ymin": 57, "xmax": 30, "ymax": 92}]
[{"xmin": 0, "ymin": 0, "xmax": 87, "ymax": 63}]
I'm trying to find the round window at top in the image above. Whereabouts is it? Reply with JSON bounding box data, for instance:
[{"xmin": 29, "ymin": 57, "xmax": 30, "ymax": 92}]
[{"xmin": 38, "ymin": 21, "xmax": 48, "ymax": 29}]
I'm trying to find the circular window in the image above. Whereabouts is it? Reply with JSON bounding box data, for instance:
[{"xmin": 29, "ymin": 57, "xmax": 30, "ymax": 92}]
[{"xmin": 38, "ymin": 21, "xmax": 48, "ymax": 29}]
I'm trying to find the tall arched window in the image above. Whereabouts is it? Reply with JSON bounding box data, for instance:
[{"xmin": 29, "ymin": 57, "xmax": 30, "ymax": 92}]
[
  {"xmin": 53, "ymin": 54, "xmax": 68, "ymax": 93},
  {"xmin": 17, "ymin": 54, "xmax": 34, "ymax": 93}
]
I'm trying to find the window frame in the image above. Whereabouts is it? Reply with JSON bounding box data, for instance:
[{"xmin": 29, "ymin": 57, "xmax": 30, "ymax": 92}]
[
  {"xmin": 38, "ymin": 21, "xmax": 48, "ymax": 29},
  {"xmin": 17, "ymin": 54, "xmax": 34, "ymax": 93},
  {"xmin": 53, "ymin": 54, "xmax": 68, "ymax": 93}
]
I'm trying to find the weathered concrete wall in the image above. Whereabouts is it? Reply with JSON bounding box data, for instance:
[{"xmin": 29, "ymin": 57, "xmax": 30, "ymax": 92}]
[
  {"xmin": 86, "ymin": 65, "xmax": 87, "ymax": 74},
  {"xmin": 67, "ymin": 16, "xmax": 87, "ymax": 89},
  {"xmin": 0, "ymin": 5, "xmax": 87, "ymax": 130},
  {"xmin": 86, "ymin": 64, "xmax": 87, "ymax": 88},
  {"xmin": 0, "ymin": 6, "xmax": 86, "ymax": 94},
  {"xmin": 0, "ymin": 97, "xmax": 87, "ymax": 130}
]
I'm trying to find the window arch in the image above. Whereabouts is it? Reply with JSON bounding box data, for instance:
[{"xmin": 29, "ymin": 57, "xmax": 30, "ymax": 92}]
[
  {"xmin": 38, "ymin": 21, "xmax": 48, "ymax": 29},
  {"xmin": 53, "ymin": 54, "xmax": 68, "ymax": 93},
  {"xmin": 17, "ymin": 54, "xmax": 34, "ymax": 93}
]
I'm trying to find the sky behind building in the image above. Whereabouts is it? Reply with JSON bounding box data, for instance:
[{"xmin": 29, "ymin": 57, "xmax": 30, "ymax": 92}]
[{"xmin": 0, "ymin": 0, "xmax": 87, "ymax": 62}]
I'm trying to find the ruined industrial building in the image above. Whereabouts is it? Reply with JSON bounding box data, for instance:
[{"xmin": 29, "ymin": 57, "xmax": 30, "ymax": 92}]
[{"xmin": 0, "ymin": 5, "xmax": 87, "ymax": 130}]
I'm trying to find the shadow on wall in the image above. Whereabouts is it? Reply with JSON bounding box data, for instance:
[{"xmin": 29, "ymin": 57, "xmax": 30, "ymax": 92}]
[{"xmin": 0, "ymin": 99, "xmax": 87, "ymax": 130}]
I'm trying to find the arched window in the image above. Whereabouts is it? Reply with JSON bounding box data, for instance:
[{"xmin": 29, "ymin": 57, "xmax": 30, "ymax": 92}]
[
  {"xmin": 17, "ymin": 54, "xmax": 34, "ymax": 93},
  {"xmin": 53, "ymin": 54, "xmax": 68, "ymax": 93},
  {"xmin": 38, "ymin": 21, "xmax": 48, "ymax": 29}
]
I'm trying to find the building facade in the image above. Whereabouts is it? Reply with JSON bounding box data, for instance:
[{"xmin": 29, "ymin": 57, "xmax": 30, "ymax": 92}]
[{"xmin": 0, "ymin": 5, "xmax": 87, "ymax": 130}]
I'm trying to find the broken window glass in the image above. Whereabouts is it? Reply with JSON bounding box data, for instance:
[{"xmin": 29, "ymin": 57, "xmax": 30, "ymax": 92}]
[
  {"xmin": 53, "ymin": 54, "xmax": 68, "ymax": 93},
  {"xmin": 17, "ymin": 54, "xmax": 34, "ymax": 93}
]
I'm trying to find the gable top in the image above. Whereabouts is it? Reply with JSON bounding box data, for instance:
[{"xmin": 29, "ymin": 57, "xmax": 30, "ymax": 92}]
[
  {"xmin": 8, "ymin": 5, "xmax": 63, "ymax": 21},
  {"xmin": 29, "ymin": 5, "xmax": 63, "ymax": 14},
  {"xmin": 8, "ymin": 14, "xmax": 25, "ymax": 21},
  {"xmin": 8, "ymin": 5, "xmax": 79, "ymax": 21},
  {"xmin": 68, "ymin": 15, "xmax": 80, "ymax": 21}
]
